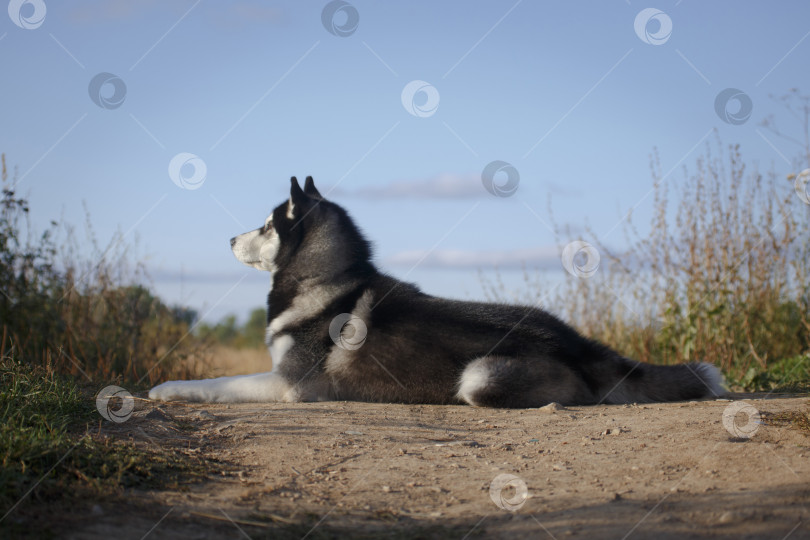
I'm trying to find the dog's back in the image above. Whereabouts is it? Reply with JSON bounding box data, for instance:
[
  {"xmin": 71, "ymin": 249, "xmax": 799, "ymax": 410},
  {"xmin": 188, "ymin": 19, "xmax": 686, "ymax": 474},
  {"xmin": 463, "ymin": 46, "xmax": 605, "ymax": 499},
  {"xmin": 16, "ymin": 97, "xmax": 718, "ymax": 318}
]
[{"xmin": 316, "ymin": 274, "xmax": 723, "ymax": 406}]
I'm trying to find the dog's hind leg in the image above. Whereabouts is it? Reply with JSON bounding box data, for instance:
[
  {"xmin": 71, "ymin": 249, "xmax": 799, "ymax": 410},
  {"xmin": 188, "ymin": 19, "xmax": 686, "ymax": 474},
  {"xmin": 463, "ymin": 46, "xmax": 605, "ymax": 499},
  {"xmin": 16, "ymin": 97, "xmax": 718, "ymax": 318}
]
[
  {"xmin": 457, "ymin": 356, "xmax": 594, "ymax": 408},
  {"xmin": 149, "ymin": 372, "xmax": 299, "ymax": 403}
]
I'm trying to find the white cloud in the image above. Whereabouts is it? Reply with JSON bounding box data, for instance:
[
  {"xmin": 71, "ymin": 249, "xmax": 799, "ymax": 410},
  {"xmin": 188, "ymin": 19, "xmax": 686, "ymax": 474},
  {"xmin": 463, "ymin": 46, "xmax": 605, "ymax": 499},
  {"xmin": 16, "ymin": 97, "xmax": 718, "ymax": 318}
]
[
  {"xmin": 67, "ymin": 1, "xmax": 283, "ymax": 27},
  {"xmin": 384, "ymin": 246, "xmax": 561, "ymax": 270},
  {"xmin": 327, "ymin": 173, "xmax": 585, "ymax": 201},
  {"xmin": 149, "ymin": 269, "xmax": 266, "ymax": 283},
  {"xmin": 343, "ymin": 173, "xmax": 486, "ymax": 200},
  {"xmin": 67, "ymin": 0, "xmax": 165, "ymax": 23}
]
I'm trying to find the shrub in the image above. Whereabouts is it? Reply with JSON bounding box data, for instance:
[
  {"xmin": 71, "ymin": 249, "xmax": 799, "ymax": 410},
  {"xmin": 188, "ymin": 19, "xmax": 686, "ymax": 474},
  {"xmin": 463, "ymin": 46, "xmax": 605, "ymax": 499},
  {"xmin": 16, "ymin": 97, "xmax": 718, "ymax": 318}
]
[
  {"xmin": 483, "ymin": 138, "xmax": 810, "ymax": 388},
  {"xmin": 0, "ymin": 155, "xmax": 203, "ymax": 385}
]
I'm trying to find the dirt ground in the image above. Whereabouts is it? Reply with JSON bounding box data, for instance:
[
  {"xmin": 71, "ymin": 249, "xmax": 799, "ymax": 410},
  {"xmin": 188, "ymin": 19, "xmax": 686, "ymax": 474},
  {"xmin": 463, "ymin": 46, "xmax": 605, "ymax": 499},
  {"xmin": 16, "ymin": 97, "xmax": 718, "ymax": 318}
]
[{"xmin": 59, "ymin": 394, "xmax": 810, "ymax": 539}]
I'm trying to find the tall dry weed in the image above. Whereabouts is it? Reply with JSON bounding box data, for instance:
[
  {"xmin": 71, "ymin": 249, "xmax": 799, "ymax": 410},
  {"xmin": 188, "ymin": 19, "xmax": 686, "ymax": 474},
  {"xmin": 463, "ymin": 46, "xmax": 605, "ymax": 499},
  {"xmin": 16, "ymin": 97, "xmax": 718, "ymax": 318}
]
[{"xmin": 484, "ymin": 137, "xmax": 810, "ymax": 382}]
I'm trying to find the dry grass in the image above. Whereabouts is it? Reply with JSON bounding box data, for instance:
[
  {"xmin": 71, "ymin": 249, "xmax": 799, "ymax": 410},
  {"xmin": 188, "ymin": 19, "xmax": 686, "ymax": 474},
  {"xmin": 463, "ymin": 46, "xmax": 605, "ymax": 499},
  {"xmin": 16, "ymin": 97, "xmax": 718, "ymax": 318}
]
[
  {"xmin": 175, "ymin": 345, "xmax": 270, "ymax": 379},
  {"xmin": 483, "ymin": 137, "xmax": 810, "ymax": 387},
  {"xmin": 0, "ymin": 155, "xmax": 203, "ymax": 387},
  {"xmin": 766, "ymin": 408, "xmax": 810, "ymax": 437}
]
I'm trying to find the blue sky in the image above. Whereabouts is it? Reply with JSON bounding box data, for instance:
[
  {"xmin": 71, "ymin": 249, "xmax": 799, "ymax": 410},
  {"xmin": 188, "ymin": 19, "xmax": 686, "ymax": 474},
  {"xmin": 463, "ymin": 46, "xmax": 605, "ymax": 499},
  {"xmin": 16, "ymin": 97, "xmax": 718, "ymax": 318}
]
[{"xmin": 2, "ymin": 1, "xmax": 809, "ymax": 323}]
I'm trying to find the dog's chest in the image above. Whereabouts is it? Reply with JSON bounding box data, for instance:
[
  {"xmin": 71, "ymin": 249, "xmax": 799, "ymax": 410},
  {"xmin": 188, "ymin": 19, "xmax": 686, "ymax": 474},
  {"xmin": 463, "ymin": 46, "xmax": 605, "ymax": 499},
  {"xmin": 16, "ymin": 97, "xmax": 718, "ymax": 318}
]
[
  {"xmin": 266, "ymin": 331, "xmax": 294, "ymax": 370},
  {"xmin": 264, "ymin": 286, "xmax": 334, "ymax": 369}
]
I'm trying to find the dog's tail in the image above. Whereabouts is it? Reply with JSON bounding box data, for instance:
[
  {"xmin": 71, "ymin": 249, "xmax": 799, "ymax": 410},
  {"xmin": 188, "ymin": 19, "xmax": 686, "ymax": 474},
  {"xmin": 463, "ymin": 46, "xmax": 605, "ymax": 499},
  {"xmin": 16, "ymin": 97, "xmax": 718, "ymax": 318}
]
[{"xmin": 598, "ymin": 358, "xmax": 725, "ymax": 404}]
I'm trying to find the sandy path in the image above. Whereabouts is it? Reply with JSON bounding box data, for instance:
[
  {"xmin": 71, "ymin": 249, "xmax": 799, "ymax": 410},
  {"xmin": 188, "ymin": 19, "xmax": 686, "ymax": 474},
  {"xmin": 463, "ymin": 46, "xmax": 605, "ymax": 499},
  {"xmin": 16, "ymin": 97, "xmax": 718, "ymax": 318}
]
[{"xmin": 68, "ymin": 395, "xmax": 809, "ymax": 539}]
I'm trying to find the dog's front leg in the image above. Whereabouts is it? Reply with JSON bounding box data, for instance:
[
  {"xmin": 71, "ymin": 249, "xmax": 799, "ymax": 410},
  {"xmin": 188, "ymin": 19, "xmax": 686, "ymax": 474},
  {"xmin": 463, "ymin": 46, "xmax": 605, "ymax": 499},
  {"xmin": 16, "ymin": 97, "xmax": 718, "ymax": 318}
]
[{"xmin": 148, "ymin": 372, "xmax": 298, "ymax": 403}]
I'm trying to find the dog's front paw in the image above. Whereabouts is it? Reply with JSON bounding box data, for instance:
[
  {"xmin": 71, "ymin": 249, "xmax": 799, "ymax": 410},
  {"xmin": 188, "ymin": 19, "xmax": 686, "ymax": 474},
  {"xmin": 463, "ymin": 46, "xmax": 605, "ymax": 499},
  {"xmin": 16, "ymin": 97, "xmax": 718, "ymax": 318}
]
[{"xmin": 148, "ymin": 381, "xmax": 185, "ymax": 401}]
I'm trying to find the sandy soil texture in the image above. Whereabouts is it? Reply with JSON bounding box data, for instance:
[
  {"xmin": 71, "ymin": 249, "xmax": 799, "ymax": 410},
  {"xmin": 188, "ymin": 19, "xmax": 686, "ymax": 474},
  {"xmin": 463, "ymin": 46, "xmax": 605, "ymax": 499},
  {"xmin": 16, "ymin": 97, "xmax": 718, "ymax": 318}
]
[{"xmin": 60, "ymin": 394, "xmax": 809, "ymax": 539}]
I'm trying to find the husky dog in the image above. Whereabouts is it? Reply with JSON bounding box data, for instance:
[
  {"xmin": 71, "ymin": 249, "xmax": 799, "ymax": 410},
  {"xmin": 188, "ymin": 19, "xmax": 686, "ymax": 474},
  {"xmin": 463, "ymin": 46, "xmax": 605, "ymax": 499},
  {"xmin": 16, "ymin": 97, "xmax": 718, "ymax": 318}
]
[{"xmin": 149, "ymin": 177, "xmax": 724, "ymax": 407}]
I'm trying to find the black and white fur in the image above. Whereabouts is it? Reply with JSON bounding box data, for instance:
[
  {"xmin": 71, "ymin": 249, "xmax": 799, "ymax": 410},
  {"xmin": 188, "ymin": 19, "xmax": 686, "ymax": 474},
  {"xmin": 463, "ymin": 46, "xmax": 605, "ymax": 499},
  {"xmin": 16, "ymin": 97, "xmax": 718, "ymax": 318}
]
[{"xmin": 149, "ymin": 177, "xmax": 724, "ymax": 407}]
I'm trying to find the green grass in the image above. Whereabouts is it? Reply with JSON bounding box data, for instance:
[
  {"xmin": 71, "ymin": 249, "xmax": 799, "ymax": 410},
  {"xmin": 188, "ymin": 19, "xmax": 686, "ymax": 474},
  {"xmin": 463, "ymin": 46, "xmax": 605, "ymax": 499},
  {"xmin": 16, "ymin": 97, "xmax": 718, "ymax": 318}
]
[
  {"xmin": 731, "ymin": 354, "xmax": 810, "ymax": 393},
  {"xmin": 0, "ymin": 356, "xmax": 203, "ymax": 527},
  {"xmin": 0, "ymin": 357, "xmax": 90, "ymax": 509}
]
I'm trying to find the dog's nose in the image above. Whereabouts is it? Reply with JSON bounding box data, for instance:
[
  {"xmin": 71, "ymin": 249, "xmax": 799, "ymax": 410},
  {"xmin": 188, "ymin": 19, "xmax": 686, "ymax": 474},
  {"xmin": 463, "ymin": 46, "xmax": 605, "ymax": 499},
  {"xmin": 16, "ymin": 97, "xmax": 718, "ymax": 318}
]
[{"xmin": 229, "ymin": 237, "xmax": 236, "ymax": 247}]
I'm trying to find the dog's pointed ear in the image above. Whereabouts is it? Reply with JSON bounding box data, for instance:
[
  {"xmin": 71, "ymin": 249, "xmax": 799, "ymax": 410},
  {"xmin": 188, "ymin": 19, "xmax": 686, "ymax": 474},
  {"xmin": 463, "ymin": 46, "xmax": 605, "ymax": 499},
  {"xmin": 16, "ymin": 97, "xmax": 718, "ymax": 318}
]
[
  {"xmin": 290, "ymin": 176, "xmax": 305, "ymax": 199},
  {"xmin": 303, "ymin": 176, "xmax": 323, "ymax": 199},
  {"xmin": 287, "ymin": 176, "xmax": 310, "ymax": 219}
]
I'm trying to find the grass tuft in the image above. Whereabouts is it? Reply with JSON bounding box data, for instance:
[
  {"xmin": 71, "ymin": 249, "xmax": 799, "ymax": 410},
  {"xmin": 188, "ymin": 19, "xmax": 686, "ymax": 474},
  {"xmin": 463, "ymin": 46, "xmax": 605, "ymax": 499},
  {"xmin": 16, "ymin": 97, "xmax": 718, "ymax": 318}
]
[
  {"xmin": 766, "ymin": 408, "xmax": 810, "ymax": 437},
  {"xmin": 0, "ymin": 356, "xmax": 204, "ymax": 522}
]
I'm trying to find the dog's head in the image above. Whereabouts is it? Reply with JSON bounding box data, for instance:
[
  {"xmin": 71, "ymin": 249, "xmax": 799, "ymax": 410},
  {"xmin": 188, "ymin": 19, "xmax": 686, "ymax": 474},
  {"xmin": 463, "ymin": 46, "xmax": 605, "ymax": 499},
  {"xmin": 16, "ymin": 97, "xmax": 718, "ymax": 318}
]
[{"xmin": 230, "ymin": 176, "xmax": 371, "ymax": 276}]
